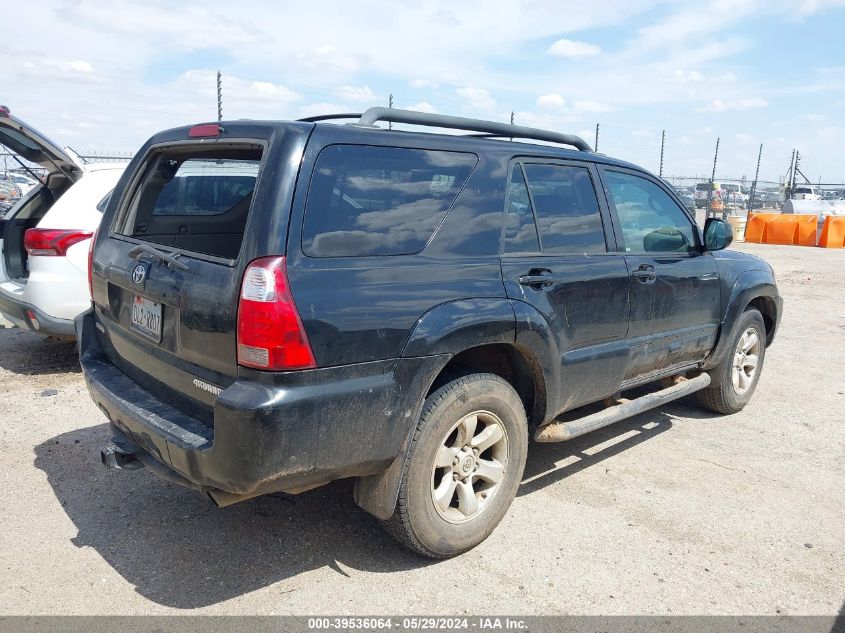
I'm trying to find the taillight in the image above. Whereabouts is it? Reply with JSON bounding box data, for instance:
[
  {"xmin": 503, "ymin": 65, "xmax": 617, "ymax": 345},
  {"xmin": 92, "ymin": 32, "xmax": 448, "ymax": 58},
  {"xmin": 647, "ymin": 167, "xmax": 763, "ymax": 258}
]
[
  {"xmin": 24, "ymin": 228, "xmax": 93, "ymax": 257},
  {"xmin": 87, "ymin": 228, "xmax": 98, "ymax": 300},
  {"xmin": 237, "ymin": 256, "xmax": 316, "ymax": 371}
]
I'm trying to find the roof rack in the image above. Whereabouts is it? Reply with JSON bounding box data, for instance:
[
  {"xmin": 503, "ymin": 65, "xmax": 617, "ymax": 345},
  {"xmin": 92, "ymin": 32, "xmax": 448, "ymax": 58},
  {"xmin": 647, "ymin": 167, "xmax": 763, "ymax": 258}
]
[
  {"xmin": 298, "ymin": 113, "xmax": 362, "ymax": 123},
  {"xmin": 351, "ymin": 107, "xmax": 592, "ymax": 152}
]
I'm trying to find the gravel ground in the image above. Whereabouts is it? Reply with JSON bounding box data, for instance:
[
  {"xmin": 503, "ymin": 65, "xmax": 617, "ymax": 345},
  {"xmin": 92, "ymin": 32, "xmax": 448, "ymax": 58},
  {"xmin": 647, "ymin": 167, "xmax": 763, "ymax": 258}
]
[{"xmin": 0, "ymin": 242, "xmax": 842, "ymax": 616}]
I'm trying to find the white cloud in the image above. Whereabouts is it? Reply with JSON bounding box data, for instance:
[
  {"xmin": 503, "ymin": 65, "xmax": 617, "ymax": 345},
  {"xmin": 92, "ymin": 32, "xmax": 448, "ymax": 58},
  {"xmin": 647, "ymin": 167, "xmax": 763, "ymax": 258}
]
[
  {"xmin": 410, "ymin": 78, "xmax": 436, "ymax": 89},
  {"xmin": 407, "ymin": 101, "xmax": 438, "ymax": 114},
  {"xmin": 173, "ymin": 71, "xmax": 300, "ymax": 121},
  {"xmin": 298, "ymin": 45, "xmax": 363, "ymax": 72},
  {"xmin": 735, "ymin": 132, "xmax": 753, "ymax": 143},
  {"xmin": 574, "ymin": 100, "xmax": 613, "ymax": 112},
  {"xmin": 455, "ymin": 87, "xmax": 496, "ymax": 111},
  {"xmin": 536, "ymin": 94, "xmax": 566, "ymax": 109},
  {"xmin": 547, "ymin": 38, "xmax": 602, "ymax": 59},
  {"xmin": 673, "ymin": 69, "xmax": 705, "ymax": 83},
  {"xmin": 800, "ymin": 113, "xmax": 826, "ymax": 121},
  {"xmin": 58, "ymin": 0, "xmax": 260, "ymax": 52},
  {"xmin": 17, "ymin": 58, "xmax": 100, "ymax": 82},
  {"xmin": 700, "ymin": 98, "xmax": 768, "ymax": 112},
  {"xmin": 336, "ymin": 85, "xmax": 379, "ymax": 103}
]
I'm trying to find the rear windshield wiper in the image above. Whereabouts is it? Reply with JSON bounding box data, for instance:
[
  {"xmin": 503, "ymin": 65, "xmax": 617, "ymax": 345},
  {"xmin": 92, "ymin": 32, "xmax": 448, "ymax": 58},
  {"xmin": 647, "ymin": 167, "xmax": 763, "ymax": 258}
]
[{"xmin": 128, "ymin": 243, "xmax": 190, "ymax": 272}]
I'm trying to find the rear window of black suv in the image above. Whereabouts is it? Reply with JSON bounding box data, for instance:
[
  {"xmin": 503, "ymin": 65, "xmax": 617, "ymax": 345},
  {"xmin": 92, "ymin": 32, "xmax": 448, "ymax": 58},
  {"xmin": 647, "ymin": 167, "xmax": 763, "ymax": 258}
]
[
  {"xmin": 301, "ymin": 145, "xmax": 477, "ymax": 257},
  {"xmin": 113, "ymin": 145, "xmax": 263, "ymax": 260}
]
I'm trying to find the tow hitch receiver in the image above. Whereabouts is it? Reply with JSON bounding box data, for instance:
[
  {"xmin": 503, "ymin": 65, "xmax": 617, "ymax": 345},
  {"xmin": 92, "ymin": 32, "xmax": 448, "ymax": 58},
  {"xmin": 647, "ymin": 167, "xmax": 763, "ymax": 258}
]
[{"xmin": 100, "ymin": 442, "xmax": 145, "ymax": 471}]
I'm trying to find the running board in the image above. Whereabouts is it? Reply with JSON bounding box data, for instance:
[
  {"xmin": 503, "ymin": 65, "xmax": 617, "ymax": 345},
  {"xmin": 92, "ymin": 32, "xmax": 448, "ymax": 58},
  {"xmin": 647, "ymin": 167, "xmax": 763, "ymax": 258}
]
[{"xmin": 534, "ymin": 373, "xmax": 711, "ymax": 443}]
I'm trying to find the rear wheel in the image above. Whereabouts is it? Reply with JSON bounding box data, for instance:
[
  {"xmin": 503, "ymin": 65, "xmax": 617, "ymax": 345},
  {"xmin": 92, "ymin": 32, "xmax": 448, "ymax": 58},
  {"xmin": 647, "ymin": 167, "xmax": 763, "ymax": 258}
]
[
  {"xmin": 697, "ymin": 308, "xmax": 767, "ymax": 414},
  {"xmin": 382, "ymin": 373, "xmax": 528, "ymax": 558}
]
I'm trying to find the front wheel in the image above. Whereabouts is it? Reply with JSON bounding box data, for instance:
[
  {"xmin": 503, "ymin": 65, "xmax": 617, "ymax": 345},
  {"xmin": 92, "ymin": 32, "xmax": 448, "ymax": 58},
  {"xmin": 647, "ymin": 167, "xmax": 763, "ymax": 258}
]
[
  {"xmin": 697, "ymin": 308, "xmax": 767, "ymax": 414},
  {"xmin": 382, "ymin": 373, "xmax": 528, "ymax": 558}
]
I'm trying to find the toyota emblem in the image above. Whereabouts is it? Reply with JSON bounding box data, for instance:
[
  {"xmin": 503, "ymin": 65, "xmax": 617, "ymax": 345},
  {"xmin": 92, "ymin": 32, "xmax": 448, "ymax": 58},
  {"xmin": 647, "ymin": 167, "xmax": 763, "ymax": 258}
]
[{"xmin": 132, "ymin": 263, "xmax": 146, "ymax": 284}]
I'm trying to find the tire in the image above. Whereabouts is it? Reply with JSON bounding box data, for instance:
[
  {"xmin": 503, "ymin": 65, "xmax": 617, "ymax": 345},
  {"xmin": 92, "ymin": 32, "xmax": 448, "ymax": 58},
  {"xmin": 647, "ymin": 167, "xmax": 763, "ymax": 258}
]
[
  {"xmin": 697, "ymin": 308, "xmax": 767, "ymax": 414},
  {"xmin": 382, "ymin": 373, "xmax": 528, "ymax": 558}
]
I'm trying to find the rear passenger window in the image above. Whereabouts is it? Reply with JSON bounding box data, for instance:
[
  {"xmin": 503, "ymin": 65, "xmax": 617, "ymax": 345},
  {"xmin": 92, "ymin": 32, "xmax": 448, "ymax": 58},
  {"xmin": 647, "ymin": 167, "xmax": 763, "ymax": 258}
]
[
  {"xmin": 503, "ymin": 165, "xmax": 540, "ymax": 253},
  {"xmin": 522, "ymin": 164, "xmax": 606, "ymax": 254},
  {"xmin": 302, "ymin": 145, "xmax": 477, "ymax": 257}
]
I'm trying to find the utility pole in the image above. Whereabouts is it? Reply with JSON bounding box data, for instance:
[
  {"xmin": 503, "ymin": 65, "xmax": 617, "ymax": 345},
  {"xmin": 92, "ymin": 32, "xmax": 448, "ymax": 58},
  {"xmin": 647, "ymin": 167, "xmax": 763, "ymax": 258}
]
[
  {"xmin": 747, "ymin": 143, "xmax": 762, "ymax": 212},
  {"xmin": 217, "ymin": 71, "xmax": 223, "ymax": 122},
  {"xmin": 791, "ymin": 150, "xmax": 801, "ymax": 197},
  {"xmin": 388, "ymin": 94, "xmax": 393, "ymax": 130},
  {"xmin": 784, "ymin": 149, "xmax": 796, "ymax": 201},
  {"xmin": 706, "ymin": 137, "xmax": 720, "ymax": 219},
  {"xmin": 659, "ymin": 130, "xmax": 666, "ymax": 178},
  {"xmin": 594, "ymin": 123, "xmax": 599, "ymax": 153}
]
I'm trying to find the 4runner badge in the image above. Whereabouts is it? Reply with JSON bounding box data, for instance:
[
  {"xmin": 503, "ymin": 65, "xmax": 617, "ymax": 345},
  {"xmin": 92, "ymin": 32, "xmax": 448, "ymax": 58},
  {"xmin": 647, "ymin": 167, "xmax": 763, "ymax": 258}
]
[
  {"xmin": 131, "ymin": 264, "xmax": 146, "ymax": 284},
  {"xmin": 193, "ymin": 378, "xmax": 222, "ymax": 397}
]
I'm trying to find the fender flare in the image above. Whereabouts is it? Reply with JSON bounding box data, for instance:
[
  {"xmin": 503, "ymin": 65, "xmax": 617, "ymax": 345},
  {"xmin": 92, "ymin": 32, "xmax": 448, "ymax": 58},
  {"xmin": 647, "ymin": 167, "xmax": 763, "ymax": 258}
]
[
  {"xmin": 355, "ymin": 297, "xmax": 558, "ymax": 520},
  {"xmin": 702, "ymin": 270, "xmax": 780, "ymax": 370}
]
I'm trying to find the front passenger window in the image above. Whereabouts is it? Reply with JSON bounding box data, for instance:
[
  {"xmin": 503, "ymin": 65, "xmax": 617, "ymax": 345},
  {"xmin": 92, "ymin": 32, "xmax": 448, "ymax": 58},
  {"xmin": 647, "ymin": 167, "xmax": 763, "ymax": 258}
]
[{"xmin": 605, "ymin": 171, "xmax": 697, "ymax": 253}]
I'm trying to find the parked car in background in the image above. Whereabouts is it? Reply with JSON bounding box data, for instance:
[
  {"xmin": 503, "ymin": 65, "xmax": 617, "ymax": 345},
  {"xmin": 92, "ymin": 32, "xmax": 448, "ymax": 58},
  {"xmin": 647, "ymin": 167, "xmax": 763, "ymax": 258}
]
[
  {"xmin": 679, "ymin": 193, "xmax": 696, "ymax": 212},
  {"xmin": 5, "ymin": 172, "xmax": 39, "ymax": 195},
  {"xmin": 83, "ymin": 108, "xmax": 782, "ymax": 558},
  {"xmin": 0, "ymin": 179, "xmax": 21, "ymax": 202},
  {"xmin": 0, "ymin": 106, "xmax": 125, "ymax": 337},
  {"xmin": 792, "ymin": 185, "xmax": 820, "ymax": 200},
  {"xmin": 694, "ymin": 181, "xmax": 712, "ymax": 208}
]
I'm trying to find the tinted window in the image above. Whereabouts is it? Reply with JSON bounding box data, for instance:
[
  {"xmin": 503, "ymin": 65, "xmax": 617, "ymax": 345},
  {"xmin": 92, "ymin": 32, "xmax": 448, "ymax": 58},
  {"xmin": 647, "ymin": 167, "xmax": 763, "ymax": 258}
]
[
  {"xmin": 503, "ymin": 165, "xmax": 540, "ymax": 253},
  {"xmin": 302, "ymin": 145, "xmax": 476, "ymax": 257},
  {"xmin": 151, "ymin": 159, "xmax": 259, "ymax": 216},
  {"xmin": 522, "ymin": 164, "xmax": 606, "ymax": 254},
  {"xmin": 605, "ymin": 171, "xmax": 697, "ymax": 253},
  {"xmin": 115, "ymin": 146, "xmax": 262, "ymax": 259}
]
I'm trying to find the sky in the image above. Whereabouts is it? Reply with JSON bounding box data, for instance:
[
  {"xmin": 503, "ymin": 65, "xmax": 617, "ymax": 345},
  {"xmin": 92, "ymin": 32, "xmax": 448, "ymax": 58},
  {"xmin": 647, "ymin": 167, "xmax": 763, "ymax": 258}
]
[{"xmin": 4, "ymin": 0, "xmax": 845, "ymax": 183}]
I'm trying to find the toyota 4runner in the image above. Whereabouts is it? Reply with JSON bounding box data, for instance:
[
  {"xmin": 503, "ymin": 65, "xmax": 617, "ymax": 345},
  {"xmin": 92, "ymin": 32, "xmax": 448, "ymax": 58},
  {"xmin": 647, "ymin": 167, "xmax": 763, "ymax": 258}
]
[{"xmin": 79, "ymin": 108, "xmax": 782, "ymax": 558}]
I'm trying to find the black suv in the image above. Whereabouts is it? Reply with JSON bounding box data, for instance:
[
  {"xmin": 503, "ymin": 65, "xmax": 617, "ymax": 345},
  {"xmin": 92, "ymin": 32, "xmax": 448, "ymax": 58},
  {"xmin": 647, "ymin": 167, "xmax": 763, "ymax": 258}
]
[{"xmin": 80, "ymin": 108, "xmax": 781, "ymax": 558}]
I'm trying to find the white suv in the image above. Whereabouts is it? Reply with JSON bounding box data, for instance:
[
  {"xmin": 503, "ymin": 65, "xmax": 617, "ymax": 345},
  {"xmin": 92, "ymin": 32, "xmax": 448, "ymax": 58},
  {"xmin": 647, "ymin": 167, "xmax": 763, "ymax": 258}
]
[{"xmin": 0, "ymin": 106, "xmax": 126, "ymax": 338}]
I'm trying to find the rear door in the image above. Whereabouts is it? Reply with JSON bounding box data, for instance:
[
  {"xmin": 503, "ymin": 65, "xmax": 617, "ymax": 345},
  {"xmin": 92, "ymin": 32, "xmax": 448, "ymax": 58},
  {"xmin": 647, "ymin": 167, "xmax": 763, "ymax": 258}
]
[
  {"xmin": 0, "ymin": 108, "xmax": 82, "ymax": 180},
  {"xmin": 0, "ymin": 109, "xmax": 82, "ymax": 280},
  {"xmin": 92, "ymin": 126, "xmax": 309, "ymax": 413},
  {"xmin": 500, "ymin": 159, "xmax": 630, "ymax": 414},
  {"xmin": 599, "ymin": 167, "xmax": 721, "ymax": 382}
]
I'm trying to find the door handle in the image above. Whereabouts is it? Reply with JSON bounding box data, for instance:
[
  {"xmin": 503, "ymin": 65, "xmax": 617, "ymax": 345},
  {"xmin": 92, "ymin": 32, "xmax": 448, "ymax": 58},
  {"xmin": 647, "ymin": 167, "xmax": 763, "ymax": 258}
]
[
  {"xmin": 631, "ymin": 265, "xmax": 657, "ymax": 284},
  {"xmin": 518, "ymin": 270, "xmax": 554, "ymax": 288}
]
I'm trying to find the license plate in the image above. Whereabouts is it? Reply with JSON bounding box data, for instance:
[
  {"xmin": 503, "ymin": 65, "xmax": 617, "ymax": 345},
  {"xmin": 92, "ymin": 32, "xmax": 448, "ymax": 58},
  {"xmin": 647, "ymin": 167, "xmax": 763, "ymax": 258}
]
[{"xmin": 130, "ymin": 295, "xmax": 162, "ymax": 342}]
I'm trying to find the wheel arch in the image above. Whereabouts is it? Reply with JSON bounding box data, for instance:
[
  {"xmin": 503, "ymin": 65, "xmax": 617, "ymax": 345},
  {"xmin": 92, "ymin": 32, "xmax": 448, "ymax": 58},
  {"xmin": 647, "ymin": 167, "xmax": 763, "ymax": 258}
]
[
  {"xmin": 355, "ymin": 298, "xmax": 556, "ymax": 520},
  {"xmin": 703, "ymin": 270, "xmax": 781, "ymax": 370}
]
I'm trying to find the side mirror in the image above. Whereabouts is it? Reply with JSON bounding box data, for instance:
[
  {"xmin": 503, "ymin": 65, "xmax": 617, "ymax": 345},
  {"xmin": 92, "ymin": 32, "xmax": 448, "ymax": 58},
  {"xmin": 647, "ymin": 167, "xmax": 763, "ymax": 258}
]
[{"xmin": 703, "ymin": 217, "xmax": 733, "ymax": 251}]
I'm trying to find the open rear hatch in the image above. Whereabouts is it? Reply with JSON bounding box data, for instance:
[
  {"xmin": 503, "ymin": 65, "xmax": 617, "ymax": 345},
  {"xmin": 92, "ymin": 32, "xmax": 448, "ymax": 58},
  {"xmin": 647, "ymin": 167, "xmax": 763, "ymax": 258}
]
[
  {"xmin": 0, "ymin": 106, "xmax": 83, "ymax": 280},
  {"xmin": 93, "ymin": 138, "xmax": 271, "ymax": 424}
]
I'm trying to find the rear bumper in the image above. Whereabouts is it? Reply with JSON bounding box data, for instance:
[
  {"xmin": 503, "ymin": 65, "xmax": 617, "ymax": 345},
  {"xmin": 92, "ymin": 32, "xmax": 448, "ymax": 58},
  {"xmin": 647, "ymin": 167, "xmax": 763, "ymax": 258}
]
[
  {"xmin": 0, "ymin": 290, "xmax": 76, "ymax": 337},
  {"xmin": 76, "ymin": 310, "xmax": 443, "ymax": 498}
]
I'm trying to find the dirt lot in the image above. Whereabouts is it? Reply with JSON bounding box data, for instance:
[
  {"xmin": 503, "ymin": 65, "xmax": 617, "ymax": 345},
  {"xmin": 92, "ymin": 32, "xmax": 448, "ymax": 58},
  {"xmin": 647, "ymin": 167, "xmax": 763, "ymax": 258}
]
[{"xmin": 0, "ymin": 242, "xmax": 842, "ymax": 616}]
